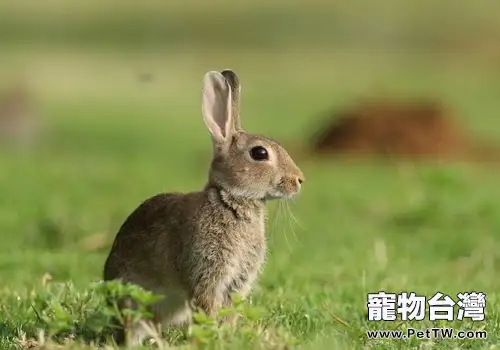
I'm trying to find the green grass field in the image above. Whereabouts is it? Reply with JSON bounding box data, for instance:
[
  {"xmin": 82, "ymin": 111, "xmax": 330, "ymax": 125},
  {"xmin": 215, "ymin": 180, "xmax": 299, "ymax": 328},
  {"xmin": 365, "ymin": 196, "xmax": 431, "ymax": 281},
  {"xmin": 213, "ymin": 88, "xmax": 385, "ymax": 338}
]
[{"xmin": 1, "ymin": 1, "xmax": 500, "ymax": 349}]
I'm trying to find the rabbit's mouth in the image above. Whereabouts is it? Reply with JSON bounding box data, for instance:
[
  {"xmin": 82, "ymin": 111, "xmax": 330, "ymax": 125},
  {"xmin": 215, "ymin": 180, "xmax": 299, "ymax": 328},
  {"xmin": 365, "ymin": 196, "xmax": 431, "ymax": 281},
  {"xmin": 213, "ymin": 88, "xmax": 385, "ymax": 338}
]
[
  {"xmin": 264, "ymin": 192, "xmax": 283, "ymax": 201},
  {"xmin": 265, "ymin": 187, "xmax": 297, "ymax": 201},
  {"xmin": 265, "ymin": 191, "xmax": 298, "ymax": 201},
  {"xmin": 264, "ymin": 180, "xmax": 286, "ymax": 200}
]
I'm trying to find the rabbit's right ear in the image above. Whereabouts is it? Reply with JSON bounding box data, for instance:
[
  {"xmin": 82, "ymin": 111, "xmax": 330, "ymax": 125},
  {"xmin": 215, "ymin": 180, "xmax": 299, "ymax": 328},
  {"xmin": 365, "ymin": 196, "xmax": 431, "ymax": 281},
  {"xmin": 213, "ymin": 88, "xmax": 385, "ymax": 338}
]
[
  {"xmin": 221, "ymin": 70, "xmax": 242, "ymax": 131},
  {"xmin": 202, "ymin": 71, "xmax": 234, "ymax": 146}
]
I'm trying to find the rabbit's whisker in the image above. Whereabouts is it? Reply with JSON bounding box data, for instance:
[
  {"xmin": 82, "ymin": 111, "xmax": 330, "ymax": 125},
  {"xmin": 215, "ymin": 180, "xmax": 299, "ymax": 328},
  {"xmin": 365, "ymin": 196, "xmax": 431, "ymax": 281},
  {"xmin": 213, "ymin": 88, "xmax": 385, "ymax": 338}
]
[
  {"xmin": 285, "ymin": 200, "xmax": 304, "ymax": 230},
  {"xmin": 284, "ymin": 200, "xmax": 303, "ymax": 247},
  {"xmin": 268, "ymin": 200, "xmax": 280, "ymax": 245},
  {"xmin": 278, "ymin": 201, "xmax": 293, "ymax": 252}
]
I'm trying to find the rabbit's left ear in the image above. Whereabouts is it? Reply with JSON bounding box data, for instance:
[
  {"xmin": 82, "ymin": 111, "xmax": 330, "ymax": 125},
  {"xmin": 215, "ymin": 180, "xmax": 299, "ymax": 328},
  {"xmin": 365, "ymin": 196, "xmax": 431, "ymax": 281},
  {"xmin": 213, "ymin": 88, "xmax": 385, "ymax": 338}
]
[
  {"xmin": 202, "ymin": 71, "xmax": 234, "ymax": 146},
  {"xmin": 221, "ymin": 69, "xmax": 242, "ymax": 131}
]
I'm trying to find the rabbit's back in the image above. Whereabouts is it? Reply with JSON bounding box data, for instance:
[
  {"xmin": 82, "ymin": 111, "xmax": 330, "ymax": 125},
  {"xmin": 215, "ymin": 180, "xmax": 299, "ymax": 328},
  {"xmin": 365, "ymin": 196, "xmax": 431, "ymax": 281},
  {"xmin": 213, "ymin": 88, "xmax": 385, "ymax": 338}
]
[{"xmin": 103, "ymin": 192, "xmax": 195, "ymax": 285}]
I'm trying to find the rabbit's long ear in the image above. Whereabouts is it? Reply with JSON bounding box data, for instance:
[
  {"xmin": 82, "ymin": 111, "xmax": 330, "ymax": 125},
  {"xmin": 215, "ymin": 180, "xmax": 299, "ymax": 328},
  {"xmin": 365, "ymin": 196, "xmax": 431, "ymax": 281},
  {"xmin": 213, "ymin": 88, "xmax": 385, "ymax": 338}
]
[
  {"xmin": 202, "ymin": 71, "xmax": 234, "ymax": 146},
  {"xmin": 221, "ymin": 69, "xmax": 242, "ymax": 131}
]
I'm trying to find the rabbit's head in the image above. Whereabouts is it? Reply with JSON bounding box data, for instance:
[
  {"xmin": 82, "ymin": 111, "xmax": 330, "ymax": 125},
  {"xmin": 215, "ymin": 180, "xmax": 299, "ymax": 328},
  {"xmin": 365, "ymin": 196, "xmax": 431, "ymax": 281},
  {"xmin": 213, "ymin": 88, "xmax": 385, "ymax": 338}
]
[{"xmin": 202, "ymin": 70, "xmax": 304, "ymax": 201}]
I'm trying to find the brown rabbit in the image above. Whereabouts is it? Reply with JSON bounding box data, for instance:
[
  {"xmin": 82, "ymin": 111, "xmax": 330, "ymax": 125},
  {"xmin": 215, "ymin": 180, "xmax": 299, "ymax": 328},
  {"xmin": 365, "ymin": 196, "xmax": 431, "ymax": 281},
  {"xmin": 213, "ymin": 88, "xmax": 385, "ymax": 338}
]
[{"xmin": 103, "ymin": 70, "xmax": 304, "ymax": 345}]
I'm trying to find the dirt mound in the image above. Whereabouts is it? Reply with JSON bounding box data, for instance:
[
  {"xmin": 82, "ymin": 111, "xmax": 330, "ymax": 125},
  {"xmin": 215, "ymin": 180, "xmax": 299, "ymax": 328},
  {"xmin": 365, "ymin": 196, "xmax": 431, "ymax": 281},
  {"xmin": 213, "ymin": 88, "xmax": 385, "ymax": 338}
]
[
  {"xmin": 311, "ymin": 99, "xmax": 499, "ymax": 162},
  {"xmin": 0, "ymin": 81, "xmax": 41, "ymax": 150}
]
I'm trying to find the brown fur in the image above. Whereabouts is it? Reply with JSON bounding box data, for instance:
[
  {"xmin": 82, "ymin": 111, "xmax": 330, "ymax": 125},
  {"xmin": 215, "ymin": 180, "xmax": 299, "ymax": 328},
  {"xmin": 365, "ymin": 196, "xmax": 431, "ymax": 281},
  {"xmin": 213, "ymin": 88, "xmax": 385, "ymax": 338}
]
[{"xmin": 103, "ymin": 70, "xmax": 304, "ymax": 345}]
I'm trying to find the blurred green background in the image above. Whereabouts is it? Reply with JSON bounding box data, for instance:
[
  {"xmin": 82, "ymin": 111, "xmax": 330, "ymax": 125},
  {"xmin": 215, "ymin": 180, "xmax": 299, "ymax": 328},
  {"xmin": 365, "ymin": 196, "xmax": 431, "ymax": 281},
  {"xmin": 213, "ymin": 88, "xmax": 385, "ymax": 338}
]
[{"xmin": 1, "ymin": 1, "xmax": 500, "ymax": 348}]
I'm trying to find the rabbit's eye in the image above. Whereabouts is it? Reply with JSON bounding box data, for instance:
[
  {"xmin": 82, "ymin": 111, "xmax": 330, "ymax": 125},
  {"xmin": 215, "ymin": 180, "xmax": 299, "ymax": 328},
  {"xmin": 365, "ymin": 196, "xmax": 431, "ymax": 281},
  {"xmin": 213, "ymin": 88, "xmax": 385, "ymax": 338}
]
[{"xmin": 250, "ymin": 146, "xmax": 269, "ymax": 161}]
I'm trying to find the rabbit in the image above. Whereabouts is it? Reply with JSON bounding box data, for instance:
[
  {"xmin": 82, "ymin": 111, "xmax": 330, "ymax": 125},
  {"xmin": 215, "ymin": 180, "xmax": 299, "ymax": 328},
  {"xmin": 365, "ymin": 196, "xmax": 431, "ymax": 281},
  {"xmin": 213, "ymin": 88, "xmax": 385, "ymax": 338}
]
[{"xmin": 103, "ymin": 69, "xmax": 305, "ymax": 345}]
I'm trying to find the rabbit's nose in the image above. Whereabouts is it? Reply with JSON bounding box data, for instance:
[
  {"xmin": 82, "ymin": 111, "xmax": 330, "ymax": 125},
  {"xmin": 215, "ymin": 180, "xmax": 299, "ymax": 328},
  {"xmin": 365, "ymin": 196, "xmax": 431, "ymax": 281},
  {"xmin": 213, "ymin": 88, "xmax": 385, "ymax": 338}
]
[
  {"xmin": 294, "ymin": 175, "xmax": 304, "ymax": 193},
  {"xmin": 296, "ymin": 177, "xmax": 304, "ymax": 190},
  {"xmin": 296, "ymin": 169, "xmax": 305, "ymax": 186}
]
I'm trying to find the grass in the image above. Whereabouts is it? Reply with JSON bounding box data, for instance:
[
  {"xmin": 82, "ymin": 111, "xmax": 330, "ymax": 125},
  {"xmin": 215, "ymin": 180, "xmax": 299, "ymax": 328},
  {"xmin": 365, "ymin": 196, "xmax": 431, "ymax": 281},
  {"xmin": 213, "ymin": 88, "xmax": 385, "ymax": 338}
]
[{"xmin": 1, "ymin": 1, "xmax": 500, "ymax": 349}]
